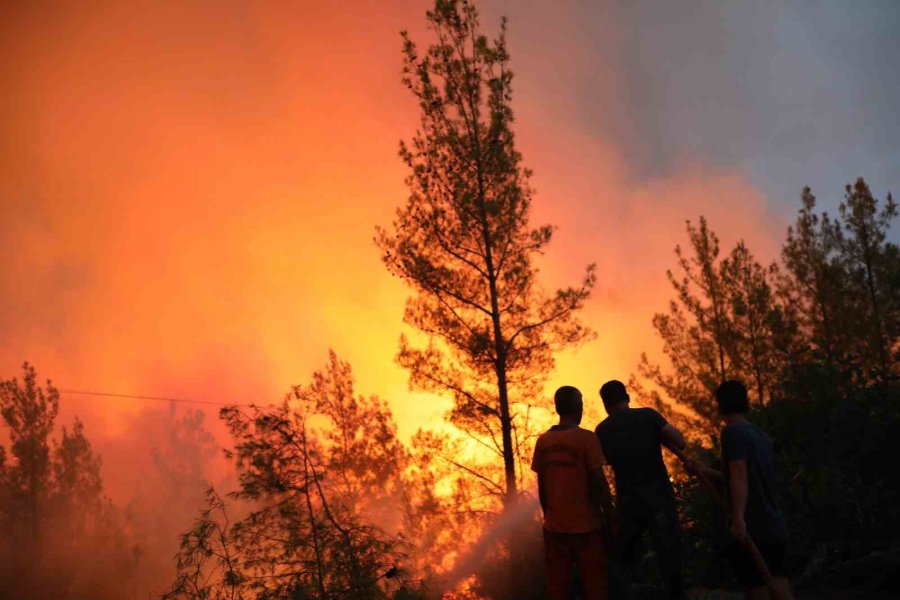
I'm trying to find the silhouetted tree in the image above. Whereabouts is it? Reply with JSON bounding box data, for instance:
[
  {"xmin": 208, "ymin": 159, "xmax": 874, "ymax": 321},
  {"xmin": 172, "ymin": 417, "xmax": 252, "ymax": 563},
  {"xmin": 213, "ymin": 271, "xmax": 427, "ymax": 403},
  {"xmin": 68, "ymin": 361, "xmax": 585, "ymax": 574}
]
[
  {"xmin": 295, "ymin": 351, "xmax": 409, "ymax": 528},
  {"xmin": 721, "ymin": 242, "xmax": 793, "ymax": 405},
  {"xmin": 162, "ymin": 353, "xmax": 418, "ymax": 600},
  {"xmin": 160, "ymin": 487, "xmax": 242, "ymax": 600},
  {"xmin": 50, "ymin": 418, "xmax": 104, "ymax": 540},
  {"xmin": 779, "ymin": 187, "xmax": 848, "ymax": 369},
  {"xmin": 637, "ymin": 179, "xmax": 900, "ymax": 591},
  {"xmin": 401, "ymin": 428, "xmax": 496, "ymax": 585},
  {"xmin": 0, "ymin": 363, "xmax": 135, "ymax": 599},
  {"xmin": 778, "ymin": 179, "xmax": 899, "ymax": 386},
  {"xmin": 0, "ymin": 362, "xmax": 59, "ymax": 543},
  {"xmin": 836, "ymin": 178, "xmax": 898, "ymax": 381},
  {"xmin": 125, "ymin": 403, "xmax": 219, "ymax": 595},
  {"xmin": 638, "ymin": 217, "xmax": 737, "ymax": 427},
  {"xmin": 377, "ymin": 0, "xmax": 594, "ymax": 510},
  {"xmin": 150, "ymin": 404, "xmax": 218, "ymax": 492},
  {"xmin": 638, "ymin": 218, "xmax": 794, "ymax": 425}
]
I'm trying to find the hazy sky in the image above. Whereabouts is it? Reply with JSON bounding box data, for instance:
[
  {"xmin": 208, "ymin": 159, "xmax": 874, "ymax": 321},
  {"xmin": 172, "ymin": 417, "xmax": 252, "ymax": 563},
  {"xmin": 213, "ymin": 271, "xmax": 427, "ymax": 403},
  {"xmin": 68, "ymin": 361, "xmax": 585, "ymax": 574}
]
[
  {"xmin": 2, "ymin": 1, "xmax": 897, "ymax": 499},
  {"xmin": 487, "ymin": 0, "xmax": 900, "ymax": 208}
]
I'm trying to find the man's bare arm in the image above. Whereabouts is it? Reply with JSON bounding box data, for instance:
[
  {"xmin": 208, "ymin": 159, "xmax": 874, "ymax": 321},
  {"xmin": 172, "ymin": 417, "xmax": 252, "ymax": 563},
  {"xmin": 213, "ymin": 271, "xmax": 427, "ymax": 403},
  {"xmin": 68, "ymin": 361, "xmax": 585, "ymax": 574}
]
[
  {"xmin": 684, "ymin": 458, "xmax": 724, "ymax": 480},
  {"xmin": 660, "ymin": 423, "xmax": 686, "ymax": 451},
  {"xmin": 660, "ymin": 424, "xmax": 726, "ymax": 479},
  {"xmin": 728, "ymin": 459, "xmax": 749, "ymax": 541}
]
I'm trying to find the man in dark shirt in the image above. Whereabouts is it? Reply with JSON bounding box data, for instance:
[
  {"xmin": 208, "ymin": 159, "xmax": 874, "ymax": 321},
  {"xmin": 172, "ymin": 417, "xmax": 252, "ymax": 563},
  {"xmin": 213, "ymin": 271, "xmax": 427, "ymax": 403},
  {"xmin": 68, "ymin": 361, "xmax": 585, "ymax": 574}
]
[
  {"xmin": 688, "ymin": 380, "xmax": 795, "ymax": 600},
  {"xmin": 595, "ymin": 380, "xmax": 687, "ymax": 600}
]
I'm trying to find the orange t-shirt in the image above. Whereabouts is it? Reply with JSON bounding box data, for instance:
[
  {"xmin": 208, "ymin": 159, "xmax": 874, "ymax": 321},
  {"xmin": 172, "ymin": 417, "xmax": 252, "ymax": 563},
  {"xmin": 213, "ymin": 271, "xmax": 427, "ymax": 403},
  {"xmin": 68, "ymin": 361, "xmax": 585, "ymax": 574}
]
[{"xmin": 531, "ymin": 425, "xmax": 607, "ymax": 534}]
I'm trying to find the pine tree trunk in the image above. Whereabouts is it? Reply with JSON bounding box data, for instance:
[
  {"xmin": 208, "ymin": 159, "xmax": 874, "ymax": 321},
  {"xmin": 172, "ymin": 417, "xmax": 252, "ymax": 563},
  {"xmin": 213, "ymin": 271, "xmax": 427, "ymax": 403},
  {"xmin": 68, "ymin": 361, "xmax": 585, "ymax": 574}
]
[
  {"xmin": 469, "ymin": 79, "xmax": 518, "ymax": 507},
  {"xmin": 496, "ymin": 361, "xmax": 517, "ymax": 506},
  {"xmin": 484, "ymin": 215, "xmax": 517, "ymax": 507}
]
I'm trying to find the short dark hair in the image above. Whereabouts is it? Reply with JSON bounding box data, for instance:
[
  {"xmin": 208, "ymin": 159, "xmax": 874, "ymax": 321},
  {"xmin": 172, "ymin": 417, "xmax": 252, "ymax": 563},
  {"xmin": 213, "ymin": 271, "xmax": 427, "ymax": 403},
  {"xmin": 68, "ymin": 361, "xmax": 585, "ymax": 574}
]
[
  {"xmin": 554, "ymin": 385, "xmax": 582, "ymax": 416},
  {"xmin": 599, "ymin": 380, "xmax": 628, "ymax": 407},
  {"xmin": 716, "ymin": 380, "xmax": 749, "ymax": 414}
]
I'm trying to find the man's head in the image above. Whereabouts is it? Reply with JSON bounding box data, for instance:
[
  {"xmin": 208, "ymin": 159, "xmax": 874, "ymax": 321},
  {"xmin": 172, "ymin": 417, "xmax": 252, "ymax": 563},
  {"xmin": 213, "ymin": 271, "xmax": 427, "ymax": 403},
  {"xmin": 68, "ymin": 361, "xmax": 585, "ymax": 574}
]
[
  {"xmin": 599, "ymin": 380, "xmax": 629, "ymax": 412},
  {"xmin": 715, "ymin": 380, "xmax": 749, "ymax": 416},
  {"xmin": 554, "ymin": 385, "xmax": 583, "ymax": 424}
]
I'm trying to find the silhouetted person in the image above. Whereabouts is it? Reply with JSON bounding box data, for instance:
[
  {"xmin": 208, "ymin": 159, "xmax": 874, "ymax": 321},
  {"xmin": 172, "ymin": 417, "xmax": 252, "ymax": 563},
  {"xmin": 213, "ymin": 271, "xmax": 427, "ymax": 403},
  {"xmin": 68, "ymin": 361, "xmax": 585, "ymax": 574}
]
[
  {"xmin": 532, "ymin": 385, "xmax": 614, "ymax": 600},
  {"xmin": 595, "ymin": 380, "xmax": 686, "ymax": 600},
  {"xmin": 686, "ymin": 381, "xmax": 795, "ymax": 600}
]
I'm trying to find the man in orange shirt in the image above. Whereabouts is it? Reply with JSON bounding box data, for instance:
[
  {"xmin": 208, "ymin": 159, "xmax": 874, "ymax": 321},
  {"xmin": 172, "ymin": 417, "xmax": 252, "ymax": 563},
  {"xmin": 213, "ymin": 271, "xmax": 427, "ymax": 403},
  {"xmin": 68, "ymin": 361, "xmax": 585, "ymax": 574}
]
[{"xmin": 531, "ymin": 385, "xmax": 614, "ymax": 600}]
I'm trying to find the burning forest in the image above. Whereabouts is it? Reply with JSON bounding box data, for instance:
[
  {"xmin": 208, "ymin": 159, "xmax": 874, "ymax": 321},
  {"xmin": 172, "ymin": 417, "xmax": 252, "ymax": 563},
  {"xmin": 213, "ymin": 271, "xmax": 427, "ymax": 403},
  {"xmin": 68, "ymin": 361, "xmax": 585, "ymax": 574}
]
[{"xmin": 2, "ymin": 1, "xmax": 899, "ymax": 599}]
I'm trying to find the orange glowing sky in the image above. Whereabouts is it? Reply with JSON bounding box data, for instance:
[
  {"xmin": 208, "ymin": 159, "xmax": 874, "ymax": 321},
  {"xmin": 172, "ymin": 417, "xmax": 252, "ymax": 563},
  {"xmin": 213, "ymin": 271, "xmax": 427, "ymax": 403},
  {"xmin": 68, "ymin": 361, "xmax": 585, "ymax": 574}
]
[{"xmin": 9, "ymin": 1, "xmax": 894, "ymax": 499}]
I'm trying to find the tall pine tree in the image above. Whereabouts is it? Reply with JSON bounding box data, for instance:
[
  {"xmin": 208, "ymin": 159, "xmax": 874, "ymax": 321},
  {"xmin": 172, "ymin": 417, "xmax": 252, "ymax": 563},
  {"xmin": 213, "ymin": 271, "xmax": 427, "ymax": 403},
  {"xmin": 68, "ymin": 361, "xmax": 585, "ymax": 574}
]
[
  {"xmin": 721, "ymin": 242, "xmax": 791, "ymax": 405},
  {"xmin": 837, "ymin": 178, "xmax": 898, "ymax": 381},
  {"xmin": 779, "ymin": 186, "xmax": 847, "ymax": 369},
  {"xmin": 377, "ymin": 0, "xmax": 594, "ymax": 508},
  {"xmin": 638, "ymin": 217, "xmax": 735, "ymax": 427}
]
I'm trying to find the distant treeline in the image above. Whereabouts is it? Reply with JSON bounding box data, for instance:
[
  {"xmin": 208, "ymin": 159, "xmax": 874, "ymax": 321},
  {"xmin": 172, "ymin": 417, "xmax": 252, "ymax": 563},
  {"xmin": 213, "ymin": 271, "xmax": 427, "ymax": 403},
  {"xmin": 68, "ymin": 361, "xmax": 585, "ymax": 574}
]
[
  {"xmin": 637, "ymin": 178, "xmax": 898, "ymax": 427},
  {"xmin": 633, "ymin": 178, "xmax": 900, "ymax": 593},
  {"xmin": 0, "ymin": 363, "xmax": 220, "ymax": 599}
]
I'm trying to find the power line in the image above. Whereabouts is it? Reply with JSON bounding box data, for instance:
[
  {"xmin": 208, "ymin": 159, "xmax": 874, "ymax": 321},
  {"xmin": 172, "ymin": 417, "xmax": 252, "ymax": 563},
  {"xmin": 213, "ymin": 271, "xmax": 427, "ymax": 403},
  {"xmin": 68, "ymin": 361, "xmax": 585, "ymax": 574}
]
[{"xmin": 58, "ymin": 389, "xmax": 258, "ymax": 408}]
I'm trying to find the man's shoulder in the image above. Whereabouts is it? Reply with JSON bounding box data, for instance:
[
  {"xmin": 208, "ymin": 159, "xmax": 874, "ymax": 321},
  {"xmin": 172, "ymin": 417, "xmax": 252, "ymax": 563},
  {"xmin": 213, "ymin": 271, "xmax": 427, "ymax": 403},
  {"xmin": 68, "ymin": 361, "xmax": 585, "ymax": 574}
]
[
  {"xmin": 617, "ymin": 407, "xmax": 664, "ymax": 426},
  {"xmin": 550, "ymin": 425, "xmax": 596, "ymax": 438},
  {"xmin": 536, "ymin": 425, "xmax": 585, "ymax": 441},
  {"xmin": 535, "ymin": 428, "xmax": 554, "ymax": 444},
  {"xmin": 721, "ymin": 421, "xmax": 756, "ymax": 449},
  {"xmin": 596, "ymin": 409, "xmax": 642, "ymax": 432},
  {"xmin": 722, "ymin": 421, "xmax": 751, "ymax": 436},
  {"xmin": 557, "ymin": 426, "xmax": 602, "ymax": 447},
  {"xmin": 574, "ymin": 425, "xmax": 599, "ymax": 440},
  {"xmin": 634, "ymin": 407, "xmax": 662, "ymax": 419},
  {"xmin": 535, "ymin": 426, "xmax": 599, "ymax": 454}
]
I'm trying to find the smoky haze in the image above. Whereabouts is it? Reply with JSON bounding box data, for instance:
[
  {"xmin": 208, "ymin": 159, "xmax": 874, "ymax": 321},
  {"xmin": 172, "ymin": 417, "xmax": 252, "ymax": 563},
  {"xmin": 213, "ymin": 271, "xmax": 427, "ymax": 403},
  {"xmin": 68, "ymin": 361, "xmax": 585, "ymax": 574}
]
[
  {"xmin": 485, "ymin": 0, "xmax": 900, "ymax": 211},
  {"xmin": 2, "ymin": 1, "xmax": 897, "ymax": 456},
  {"xmin": 1, "ymin": 1, "xmax": 898, "ymax": 597}
]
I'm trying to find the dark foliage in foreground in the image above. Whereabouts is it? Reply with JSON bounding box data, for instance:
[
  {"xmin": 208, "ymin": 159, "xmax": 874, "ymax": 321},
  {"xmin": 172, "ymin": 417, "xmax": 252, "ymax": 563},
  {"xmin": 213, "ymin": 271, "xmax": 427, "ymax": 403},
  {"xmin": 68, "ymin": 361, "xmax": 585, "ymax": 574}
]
[
  {"xmin": 161, "ymin": 352, "xmax": 421, "ymax": 600},
  {"xmin": 639, "ymin": 179, "xmax": 900, "ymax": 594}
]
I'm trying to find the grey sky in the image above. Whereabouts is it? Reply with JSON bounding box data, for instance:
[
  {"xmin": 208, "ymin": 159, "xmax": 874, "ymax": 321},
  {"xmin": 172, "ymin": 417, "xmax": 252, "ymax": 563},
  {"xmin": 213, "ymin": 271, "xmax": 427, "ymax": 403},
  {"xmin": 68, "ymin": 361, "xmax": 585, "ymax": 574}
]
[
  {"xmin": 493, "ymin": 0, "xmax": 899, "ymax": 222},
  {"xmin": 609, "ymin": 1, "xmax": 897, "ymax": 211}
]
